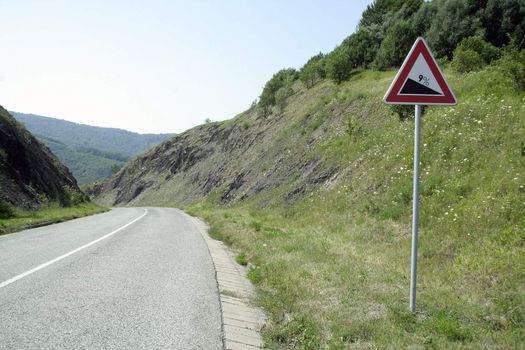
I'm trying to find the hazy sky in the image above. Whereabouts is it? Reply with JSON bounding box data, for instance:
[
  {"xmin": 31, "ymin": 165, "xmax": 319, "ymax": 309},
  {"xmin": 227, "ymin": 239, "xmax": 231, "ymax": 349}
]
[{"xmin": 1, "ymin": 1, "xmax": 372, "ymax": 134}]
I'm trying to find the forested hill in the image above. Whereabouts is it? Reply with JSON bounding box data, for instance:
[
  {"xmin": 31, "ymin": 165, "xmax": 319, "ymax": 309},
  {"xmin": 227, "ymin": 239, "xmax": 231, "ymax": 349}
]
[
  {"xmin": 13, "ymin": 112, "xmax": 173, "ymax": 157},
  {"xmin": 13, "ymin": 112, "xmax": 174, "ymax": 184}
]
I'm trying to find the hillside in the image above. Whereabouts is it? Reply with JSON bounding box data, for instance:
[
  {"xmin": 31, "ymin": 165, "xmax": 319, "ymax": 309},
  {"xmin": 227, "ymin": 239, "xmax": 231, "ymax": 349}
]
[
  {"xmin": 91, "ymin": 0, "xmax": 525, "ymax": 347},
  {"xmin": 0, "ymin": 106, "xmax": 87, "ymax": 213},
  {"xmin": 92, "ymin": 64, "xmax": 524, "ymax": 347},
  {"xmin": 35, "ymin": 135, "xmax": 127, "ymax": 185},
  {"xmin": 12, "ymin": 112, "xmax": 174, "ymax": 184}
]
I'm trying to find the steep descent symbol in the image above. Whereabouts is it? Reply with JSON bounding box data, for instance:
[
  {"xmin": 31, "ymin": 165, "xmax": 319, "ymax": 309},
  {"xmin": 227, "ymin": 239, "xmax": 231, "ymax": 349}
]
[{"xmin": 384, "ymin": 37, "xmax": 456, "ymax": 105}]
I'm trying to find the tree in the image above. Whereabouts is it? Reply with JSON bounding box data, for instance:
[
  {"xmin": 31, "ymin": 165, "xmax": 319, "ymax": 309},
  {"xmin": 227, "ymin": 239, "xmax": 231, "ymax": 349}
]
[
  {"xmin": 425, "ymin": 0, "xmax": 483, "ymax": 58},
  {"xmin": 259, "ymin": 68, "xmax": 298, "ymax": 116},
  {"xmin": 374, "ymin": 20, "xmax": 417, "ymax": 69},
  {"xmin": 325, "ymin": 25, "xmax": 383, "ymax": 84},
  {"xmin": 483, "ymin": 0, "xmax": 525, "ymax": 49},
  {"xmin": 412, "ymin": 1, "xmax": 438, "ymax": 35},
  {"xmin": 325, "ymin": 45, "xmax": 353, "ymax": 84},
  {"xmin": 299, "ymin": 53, "xmax": 326, "ymax": 88}
]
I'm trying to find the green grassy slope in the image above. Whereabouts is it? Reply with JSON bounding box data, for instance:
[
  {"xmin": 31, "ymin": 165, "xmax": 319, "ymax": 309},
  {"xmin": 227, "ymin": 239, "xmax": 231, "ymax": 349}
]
[
  {"xmin": 184, "ymin": 66, "xmax": 524, "ymax": 348},
  {"xmin": 92, "ymin": 61, "xmax": 524, "ymax": 348}
]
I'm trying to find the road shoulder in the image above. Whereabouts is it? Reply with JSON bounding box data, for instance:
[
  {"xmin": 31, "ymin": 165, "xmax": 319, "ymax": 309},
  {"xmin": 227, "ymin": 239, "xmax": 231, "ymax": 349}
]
[{"xmin": 183, "ymin": 211, "xmax": 266, "ymax": 350}]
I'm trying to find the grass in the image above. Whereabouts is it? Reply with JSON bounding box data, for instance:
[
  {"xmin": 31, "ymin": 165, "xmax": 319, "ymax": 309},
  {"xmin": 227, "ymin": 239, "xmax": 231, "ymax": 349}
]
[
  {"xmin": 183, "ymin": 64, "xmax": 525, "ymax": 349},
  {"xmin": 0, "ymin": 202, "xmax": 108, "ymax": 236}
]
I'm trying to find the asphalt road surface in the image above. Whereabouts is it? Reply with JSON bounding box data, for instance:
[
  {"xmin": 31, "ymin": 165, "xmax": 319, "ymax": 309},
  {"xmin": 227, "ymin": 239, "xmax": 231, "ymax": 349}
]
[{"xmin": 0, "ymin": 207, "xmax": 222, "ymax": 349}]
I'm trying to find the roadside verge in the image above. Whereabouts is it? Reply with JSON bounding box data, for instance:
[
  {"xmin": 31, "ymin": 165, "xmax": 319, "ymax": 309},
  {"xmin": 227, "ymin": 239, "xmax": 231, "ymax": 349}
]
[{"xmin": 182, "ymin": 210, "xmax": 266, "ymax": 350}]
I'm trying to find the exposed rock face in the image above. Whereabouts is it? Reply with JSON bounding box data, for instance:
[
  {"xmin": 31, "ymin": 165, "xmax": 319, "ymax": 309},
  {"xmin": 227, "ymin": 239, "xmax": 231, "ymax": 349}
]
[
  {"xmin": 0, "ymin": 106, "xmax": 85, "ymax": 210},
  {"xmin": 90, "ymin": 82, "xmax": 351, "ymax": 207}
]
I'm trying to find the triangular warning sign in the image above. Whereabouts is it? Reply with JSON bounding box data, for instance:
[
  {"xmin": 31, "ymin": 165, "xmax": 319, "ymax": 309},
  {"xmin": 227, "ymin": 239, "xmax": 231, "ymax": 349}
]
[{"xmin": 384, "ymin": 37, "xmax": 456, "ymax": 105}]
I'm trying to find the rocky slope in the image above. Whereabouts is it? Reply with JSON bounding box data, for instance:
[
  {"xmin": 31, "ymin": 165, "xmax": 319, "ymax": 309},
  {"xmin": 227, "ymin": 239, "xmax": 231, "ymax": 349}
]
[
  {"xmin": 90, "ymin": 79, "xmax": 361, "ymax": 207},
  {"xmin": 0, "ymin": 106, "xmax": 86, "ymax": 211}
]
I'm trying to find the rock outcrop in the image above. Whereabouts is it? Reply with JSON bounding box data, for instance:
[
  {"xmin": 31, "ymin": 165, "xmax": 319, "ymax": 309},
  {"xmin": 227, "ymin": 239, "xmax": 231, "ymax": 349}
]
[{"xmin": 0, "ymin": 106, "xmax": 86, "ymax": 211}]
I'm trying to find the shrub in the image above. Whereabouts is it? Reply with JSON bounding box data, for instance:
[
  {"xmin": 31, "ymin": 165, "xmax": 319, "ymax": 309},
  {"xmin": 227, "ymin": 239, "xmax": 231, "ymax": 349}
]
[
  {"xmin": 0, "ymin": 200, "xmax": 14, "ymax": 219},
  {"xmin": 235, "ymin": 251, "xmax": 248, "ymax": 266},
  {"xmin": 391, "ymin": 105, "xmax": 414, "ymax": 121},
  {"xmin": 259, "ymin": 68, "xmax": 298, "ymax": 116},
  {"xmin": 455, "ymin": 36, "xmax": 501, "ymax": 63},
  {"xmin": 496, "ymin": 48, "xmax": 525, "ymax": 91},
  {"xmin": 452, "ymin": 49, "xmax": 485, "ymax": 72},
  {"xmin": 299, "ymin": 53, "xmax": 325, "ymax": 88},
  {"xmin": 325, "ymin": 45, "xmax": 354, "ymax": 84}
]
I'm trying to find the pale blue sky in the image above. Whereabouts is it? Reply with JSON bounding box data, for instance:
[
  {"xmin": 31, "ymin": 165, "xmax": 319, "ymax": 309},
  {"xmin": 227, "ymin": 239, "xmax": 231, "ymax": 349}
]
[{"xmin": 0, "ymin": 1, "xmax": 372, "ymax": 133}]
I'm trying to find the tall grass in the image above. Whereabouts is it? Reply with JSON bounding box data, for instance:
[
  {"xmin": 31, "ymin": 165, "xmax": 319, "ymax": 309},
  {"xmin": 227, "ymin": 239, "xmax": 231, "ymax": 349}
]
[
  {"xmin": 0, "ymin": 202, "xmax": 108, "ymax": 235},
  {"xmin": 186, "ymin": 65, "xmax": 524, "ymax": 348}
]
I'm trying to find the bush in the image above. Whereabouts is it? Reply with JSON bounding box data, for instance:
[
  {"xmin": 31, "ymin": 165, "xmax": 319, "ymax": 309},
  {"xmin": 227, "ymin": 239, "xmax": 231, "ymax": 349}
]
[
  {"xmin": 299, "ymin": 53, "xmax": 325, "ymax": 88},
  {"xmin": 496, "ymin": 48, "xmax": 525, "ymax": 90},
  {"xmin": 58, "ymin": 186, "xmax": 87, "ymax": 207},
  {"xmin": 259, "ymin": 69, "xmax": 298, "ymax": 116},
  {"xmin": 452, "ymin": 36, "xmax": 502, "ymax": 73},
  {"xmin": 452, "ymin": 49, "xmax": 485, "ymax": 72},
  {"xmin": 325, "ymin": 45, "xmax": 354, "ymax": 84},
  {"xmin": 391, "ymin": 105, "xmax": 414, "ymax": 121},
  {"xmin": 0, "ymin": 200, "xmax": 14, "ymax": 219},
  {"xmin": 455, "ymin": 36, "xmax": 501, "ymax": 63}
]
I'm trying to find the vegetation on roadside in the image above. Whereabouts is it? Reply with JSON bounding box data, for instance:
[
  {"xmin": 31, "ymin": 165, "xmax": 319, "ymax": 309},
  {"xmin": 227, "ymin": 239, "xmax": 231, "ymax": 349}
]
[
  {"xmin": 184, "ymin": 61, "xmax": 524, "ymax": 349},
  {"xmin": 0, "ymin": 202, "xmax": 108, "ymax": 236},
  {"xmin": 93, "ymin": 0, "xmax": 524, "ymax": 348}
]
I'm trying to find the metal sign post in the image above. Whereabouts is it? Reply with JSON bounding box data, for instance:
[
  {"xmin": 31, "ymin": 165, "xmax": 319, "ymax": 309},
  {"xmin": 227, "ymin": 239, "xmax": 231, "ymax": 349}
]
[
  {"xmin": 383, "ymin": 37, "xmax": 456, "ymax": 312},
  {"xmin": 409, "ymin": 105, "xmax": 422, "ymax": 313}
]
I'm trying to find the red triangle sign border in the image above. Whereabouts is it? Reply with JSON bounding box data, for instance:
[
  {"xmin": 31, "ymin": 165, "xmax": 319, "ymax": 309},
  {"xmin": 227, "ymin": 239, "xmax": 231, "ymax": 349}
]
[{"xmin": 384, "ymin": 37, "xmax": 457, "ymax": 105}]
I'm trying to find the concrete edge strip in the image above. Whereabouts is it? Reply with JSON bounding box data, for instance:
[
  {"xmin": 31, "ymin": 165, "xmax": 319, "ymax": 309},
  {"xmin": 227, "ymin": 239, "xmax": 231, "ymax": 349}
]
[{"xmin": 183, "ymin": 211, "xmax": 266, "ymax": 350}]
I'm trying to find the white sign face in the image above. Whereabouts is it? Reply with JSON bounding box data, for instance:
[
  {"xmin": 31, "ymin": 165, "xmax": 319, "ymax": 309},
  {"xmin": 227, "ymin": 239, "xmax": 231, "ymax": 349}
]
[
  {"xmin": 401, "ymin": 54, "xmax": 444, "ymax": 96},
  {"xmin": 384, "ymin": 37, "xmax": 456, "ymax": 105}
]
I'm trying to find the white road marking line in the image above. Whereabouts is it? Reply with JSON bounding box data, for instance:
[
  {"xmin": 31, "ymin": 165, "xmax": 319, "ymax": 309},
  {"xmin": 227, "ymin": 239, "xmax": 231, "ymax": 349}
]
[{"xmin": 0, "ymin": 208, "xmax": 148, "ymax": 289}]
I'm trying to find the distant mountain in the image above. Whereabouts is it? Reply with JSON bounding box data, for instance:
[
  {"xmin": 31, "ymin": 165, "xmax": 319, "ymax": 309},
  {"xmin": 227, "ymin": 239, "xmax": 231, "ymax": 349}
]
[
  {"xmin": 0, "ymin": 106, "xmax": 86, "ymax": 213},
  {"xmin": 12, "ymin": 112, "xmax": 174, "ymax": 184}
]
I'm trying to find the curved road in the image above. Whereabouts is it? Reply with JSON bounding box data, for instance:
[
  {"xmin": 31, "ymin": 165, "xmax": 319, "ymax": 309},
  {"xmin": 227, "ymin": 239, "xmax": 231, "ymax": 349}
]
[{"xmin": 0, "ymin": 207, "xmax": 222, "ymax": 349}]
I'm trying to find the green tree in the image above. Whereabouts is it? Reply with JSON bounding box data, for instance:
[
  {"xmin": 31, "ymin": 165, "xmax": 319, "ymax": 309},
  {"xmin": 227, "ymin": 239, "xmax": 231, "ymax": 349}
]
[
  {"xmin": 483, "ymin": 0, "xmax": 525, "ymax": 49},
  {"xmin": 325, "ymin": 25, "xmax": 383, "ymax": 83},
  {"xmin": 259, "ymin": 69, "xmax": 298, "ymax": 116},
  {"xmin": 359, "ymin": 0, "xmax": 394, "ymax": 27},
  {"xmin": 299, "ymin": 53, "xmax": 326, "ymax": 88},
  {"xmin": 374, "ymin": 20, "xmax": 417, "ymax": 69},
  {"xmin": 412, "ymin": 1, "xmax": 438, "ymax": 35},
  {"xmin": 325, "ymin": 45, "xmax": 353, "ymax": 84},
  {"xmin": 425, "ymin": 0, "xmax": 483, "ymax": 58}
]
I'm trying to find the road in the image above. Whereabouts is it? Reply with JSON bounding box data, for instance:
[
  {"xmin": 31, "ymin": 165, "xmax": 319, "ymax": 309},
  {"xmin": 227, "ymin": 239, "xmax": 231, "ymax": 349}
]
[{"xmin": 0, "ymin": 207, "xmax": 222, "ymax": 349}]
